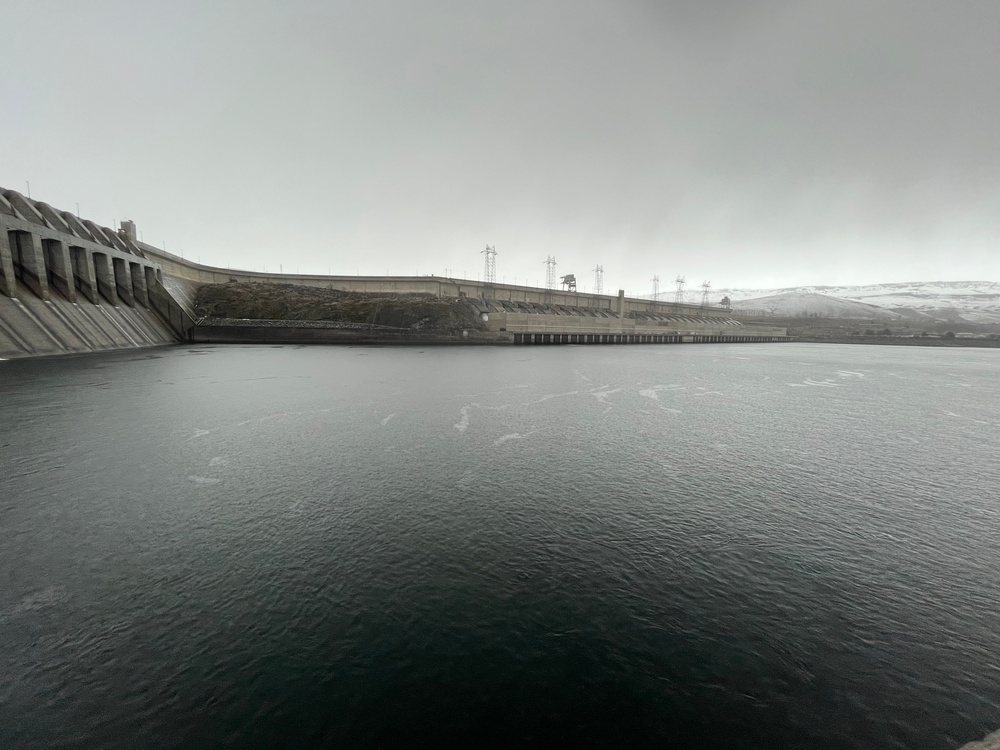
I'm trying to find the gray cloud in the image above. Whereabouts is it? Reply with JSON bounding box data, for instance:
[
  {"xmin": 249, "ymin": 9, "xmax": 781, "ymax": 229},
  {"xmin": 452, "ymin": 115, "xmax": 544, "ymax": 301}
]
[{"xmin": 2, "ymin": 0, "xmax": 998, "ymax": 292}]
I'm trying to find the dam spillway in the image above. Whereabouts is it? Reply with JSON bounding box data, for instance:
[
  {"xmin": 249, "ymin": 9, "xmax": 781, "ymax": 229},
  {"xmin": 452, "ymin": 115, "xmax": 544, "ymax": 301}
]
[{"xmin": 0, "ymin": 188, "xmax": 191, "ymax": 359}]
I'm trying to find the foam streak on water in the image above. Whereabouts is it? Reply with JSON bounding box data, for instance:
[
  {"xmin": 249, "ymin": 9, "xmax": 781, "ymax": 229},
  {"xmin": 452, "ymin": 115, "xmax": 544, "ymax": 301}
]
[{"xmin": 1, "ymin": 343, "xmax": 999, "ymax": 749}]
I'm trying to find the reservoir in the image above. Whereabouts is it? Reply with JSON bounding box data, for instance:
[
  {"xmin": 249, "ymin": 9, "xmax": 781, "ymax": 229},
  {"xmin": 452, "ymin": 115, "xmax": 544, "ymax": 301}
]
[{"xmin": 2, "ymin": 343, "xmax": 999, "ymax": 748}]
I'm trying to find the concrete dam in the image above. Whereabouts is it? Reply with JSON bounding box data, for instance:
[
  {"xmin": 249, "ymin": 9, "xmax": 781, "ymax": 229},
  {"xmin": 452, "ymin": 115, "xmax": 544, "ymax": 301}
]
[
  {"xmin": 0, "ymin": 189, "xmax": 191, "ymax": 359},
  {"xmin": 0, "ymin": 186, "xmax": 787, "ymax": 359}
]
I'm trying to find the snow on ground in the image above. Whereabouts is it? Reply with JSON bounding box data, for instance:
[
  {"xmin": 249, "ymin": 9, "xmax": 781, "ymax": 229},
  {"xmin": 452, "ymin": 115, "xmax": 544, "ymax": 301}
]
[
  {"xmin": 715, "ymin": 281, "xmax": 1000, "ymax": 323},
  {"xmin": 728, "ymin": 292, "xmax": 903, "ymax": 320}
]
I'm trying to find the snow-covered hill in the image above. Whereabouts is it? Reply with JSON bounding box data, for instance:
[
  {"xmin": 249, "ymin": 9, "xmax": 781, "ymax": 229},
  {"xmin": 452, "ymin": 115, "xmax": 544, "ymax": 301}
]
[
  {"xmin": 716, "ymin": 281, "xmax": 1000, "ymax": 323},
  {"xmin": 728, "ymin": 292, "xmax": 903, "ymax": 320}
]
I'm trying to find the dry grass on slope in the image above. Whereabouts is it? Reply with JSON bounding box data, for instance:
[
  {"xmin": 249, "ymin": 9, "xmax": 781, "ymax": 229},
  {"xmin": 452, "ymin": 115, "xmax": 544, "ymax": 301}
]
[{"xmin": 194, "ymin": 282, "xmax": 486, "ymax": 332}]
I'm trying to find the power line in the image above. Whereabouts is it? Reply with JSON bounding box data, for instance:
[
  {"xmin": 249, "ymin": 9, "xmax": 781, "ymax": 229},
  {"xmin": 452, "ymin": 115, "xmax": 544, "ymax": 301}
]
[
  {"xmin": 544, "ymin": 255, "xmax": 557, "ymax": 289},
  {"xmin": 481, "ymin": 244, "xmax": 497, "ymax": 298},
  {"xmin": 593, "ymin": 265, "xmax": 604, "ymax": 295}
]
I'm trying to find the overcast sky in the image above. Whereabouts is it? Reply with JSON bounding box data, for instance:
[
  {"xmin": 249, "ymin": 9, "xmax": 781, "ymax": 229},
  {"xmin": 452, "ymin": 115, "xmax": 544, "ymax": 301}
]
[{"xmin": 3, "ymin": 0, "xmax": 998, "ymax": 293}]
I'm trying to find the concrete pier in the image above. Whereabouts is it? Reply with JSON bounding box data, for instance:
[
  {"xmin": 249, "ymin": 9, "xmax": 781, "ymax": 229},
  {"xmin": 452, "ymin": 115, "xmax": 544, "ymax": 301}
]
[
  {"xmin": 112, "ymin": 256, "xmax": 133, "ymax": 306},
  {"xmin": 70, "ymin": 244, "xmax": 99, "ymax": 303},
  {"xmin": 0, "ymin": 229, "xmax": 17, "ymax": 298},
  {"xmin": 92, "ymin": 252, "xmax": 117, "ymax": 305},
  {"xmin": 8, "ymin": 229, "xmax": 49, "ymax": 300},
  {"xmin": 42, "ymin": 238, "xmax": 75, "ymax": 302}
]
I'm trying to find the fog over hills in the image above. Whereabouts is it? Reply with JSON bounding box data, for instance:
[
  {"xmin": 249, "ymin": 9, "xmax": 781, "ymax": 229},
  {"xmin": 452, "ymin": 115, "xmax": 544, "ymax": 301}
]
[{"xmin": 716, "ymin": 281, "xmax": 1000, "ymax": 323}]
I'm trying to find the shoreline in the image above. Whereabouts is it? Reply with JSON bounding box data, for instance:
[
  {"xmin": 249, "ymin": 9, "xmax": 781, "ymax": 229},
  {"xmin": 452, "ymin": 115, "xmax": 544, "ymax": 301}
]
[{"xmin": 791, "ymin": 336, "xmax": 1000, "ymax": 348}]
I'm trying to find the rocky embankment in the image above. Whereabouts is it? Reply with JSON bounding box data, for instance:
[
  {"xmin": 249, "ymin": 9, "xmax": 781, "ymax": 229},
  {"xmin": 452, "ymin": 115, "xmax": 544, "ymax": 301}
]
[{"xmin": 193, "ymin": 282, "xmax": 487, "ymax": 332}]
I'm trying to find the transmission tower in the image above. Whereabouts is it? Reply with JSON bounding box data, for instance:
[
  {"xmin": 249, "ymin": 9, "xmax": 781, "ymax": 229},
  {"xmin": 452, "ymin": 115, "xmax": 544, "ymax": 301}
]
[
  {"xmin": 593, "ymin": 265, "xmax": 604, "ymax": 295},
  {"xmin": 701, "ymin": 280, "xmax": 711, "ymax": 307},
  {"xmin": 674, "ymin": 275, "xmax": 686, "ymax": 305},
  {"xmin": 651, "ymin": 274, "xmax": 660, "ymax": 300},
  {"xmin": 481, "ymin": 244, "xmax": 497, "ymax": 298},
  {"xmin": 544, "ymin": 256, "xmax": 557, "ymax": 289}
]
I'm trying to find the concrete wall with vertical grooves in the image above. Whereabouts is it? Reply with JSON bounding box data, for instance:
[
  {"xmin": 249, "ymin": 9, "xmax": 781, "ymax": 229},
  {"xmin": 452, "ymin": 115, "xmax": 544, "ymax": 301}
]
[
  {"xmin": 0, "ymin": 187, "xmax": 182, "ymax": 360},
  {"xmin": 0, "ymin": 280, "xmax": 176, "ymax": 359}
]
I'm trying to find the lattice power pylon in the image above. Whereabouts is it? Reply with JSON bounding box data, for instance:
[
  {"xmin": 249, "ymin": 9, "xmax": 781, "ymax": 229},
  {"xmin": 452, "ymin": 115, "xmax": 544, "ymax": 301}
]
[
  {"xmin": 674, "ymin": 275, "xmax": 686, "ymax": 305},
  {"xmin": 544, "ymin": 256, "xmax": 557, "ymax": 289},
  {"xmin": 593, "ymin": 265, "xmax": 604, "ymax": 295},
  {"xmin": 481, "ymin": 244, "xmax": 497, "ymax": 298},
  {"xmin": 701, "ymin": 280, "xmax": 711, "ymax": 308},
  {"xmin": 651, "ymin": 275, "xmax": 660, "ymax": 300}
]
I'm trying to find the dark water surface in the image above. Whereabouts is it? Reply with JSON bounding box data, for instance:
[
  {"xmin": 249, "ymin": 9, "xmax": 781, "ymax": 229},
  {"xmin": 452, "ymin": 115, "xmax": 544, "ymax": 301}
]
[{"xmin": 2, "ymin": 343, "xmax": 999, "ymax": 748}]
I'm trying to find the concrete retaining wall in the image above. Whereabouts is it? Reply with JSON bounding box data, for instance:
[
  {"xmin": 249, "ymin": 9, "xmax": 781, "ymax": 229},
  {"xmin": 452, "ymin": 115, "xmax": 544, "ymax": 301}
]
[{"xmin": 137, "ymin": 244, "xmax": 735, "ymax": 320}]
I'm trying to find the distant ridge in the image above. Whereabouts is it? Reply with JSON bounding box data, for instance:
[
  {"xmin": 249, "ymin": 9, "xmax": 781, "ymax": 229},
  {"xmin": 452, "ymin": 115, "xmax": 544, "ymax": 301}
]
[
  {"xmin": 717, "ymin": 281, "xmax": 1000, "ymax": 323},
  {"xmin": 729, "ymin": 292, "xmax": 903, "ymax": 320}
]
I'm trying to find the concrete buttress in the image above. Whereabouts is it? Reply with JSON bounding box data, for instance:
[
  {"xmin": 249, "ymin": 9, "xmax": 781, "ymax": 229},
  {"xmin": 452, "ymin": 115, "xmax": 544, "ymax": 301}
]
[
  {"xmin": 129, "ymin": 261, "xmax": 149, "ymax": 307},
  {"xmin": 70, "ymin": 245, "xmax": 99, "ymax": 303},
  {"xmin": 42, "ymin": 238, "xmax": 76, "ymax": 302},
  {"xmin": 112, "ymin": 257, "xmax": 133, "ymax": 306},
  {"xmin": 92, "ymin": 251, "xmax": 117, "ymax": 305},
  {"xmin": 0, "ymin": 230, "xmax": 16, "ymax": 297},
  {"xmin": 12, "ymin": 231, "xmax": 49, "ymax": 300}
]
